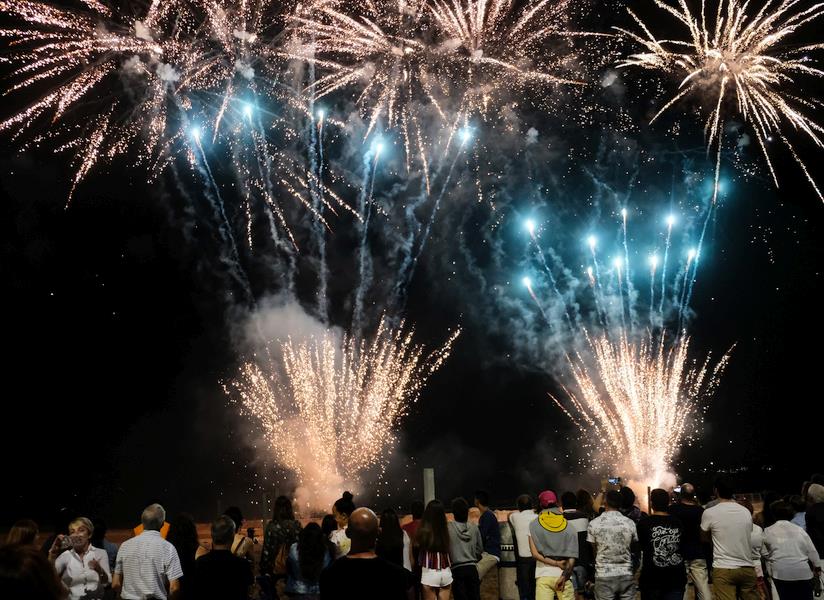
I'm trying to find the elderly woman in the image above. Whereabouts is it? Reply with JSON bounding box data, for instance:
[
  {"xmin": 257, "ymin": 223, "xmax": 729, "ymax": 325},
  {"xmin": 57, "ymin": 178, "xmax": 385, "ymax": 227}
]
[
  {"xmin": 762, "ymin": 501, "xmax": 822, "ymax": 600},
  {"xmin": 48, "ymin": 517, "xmax": 111, "ymax": 600}
]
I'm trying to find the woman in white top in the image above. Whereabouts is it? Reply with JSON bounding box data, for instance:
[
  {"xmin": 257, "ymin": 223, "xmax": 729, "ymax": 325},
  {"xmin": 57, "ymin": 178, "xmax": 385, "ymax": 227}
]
[
  {"xmin": 48, "ymin": 517, "xmax": 111, "ymax": 600},
  {"xmin": 762, "ymin": 501, "xmax": 822, "ymax": 600},
  {"xmin": 330, "ymin": 491, "xmax": 355, "ymax": 558}
]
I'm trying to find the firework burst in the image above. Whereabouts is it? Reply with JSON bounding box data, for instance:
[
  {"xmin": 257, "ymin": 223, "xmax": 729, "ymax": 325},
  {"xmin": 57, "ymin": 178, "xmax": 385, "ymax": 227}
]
[
  {"xmin": 616, "ymin": 0, "xmax": 824, "ymax": 201},
  {"xmin": 225, "ymin": 316, "xmax": 460, "ymax": 512}
]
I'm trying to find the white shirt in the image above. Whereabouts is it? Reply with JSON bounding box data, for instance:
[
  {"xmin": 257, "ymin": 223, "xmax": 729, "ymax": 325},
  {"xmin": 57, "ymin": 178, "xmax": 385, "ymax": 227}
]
[
  {"xmin": 329, "ymin": 528, "xmax": 351, "ymax": 559},
  {"xmin": 510, "ymin": 510, "xmax": 539, "ymax": 559},
  {"xmin": 762, "ymin": 520, "xmax": 821, "ymax": 581},
  {"xmin": 55, "ymin": 545, "xmax": 111, "ymax": 600},
  {"xmin": 752, "ymin": 523, "xmax": 765, "ymax": 576},
  {"xmin": 115, "ymin": 530, "xmax": 183, "ymax": 600},
  {"xmin": 700, "ymin": 501, "xmax": 754, "ymax": 569},
  {"xmin": 587, "ymin": 510, "xmax": 638, "ymax": 577}
]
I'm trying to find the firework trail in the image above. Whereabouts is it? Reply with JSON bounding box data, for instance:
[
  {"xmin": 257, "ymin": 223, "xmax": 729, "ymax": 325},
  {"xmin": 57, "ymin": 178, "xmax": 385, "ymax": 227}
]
[
  {"xmin": 225, "ymin": 316, "xmax": 460, "ymax": 512},
  {"xmin": 352, "ymin": 141, "xmax": 383, "ymax": 333},
  {"xmin": 616, "ymin": 0, "xmax": 824, "ymax": 202},
  {"xmin": 393, "ymin": 127, "xmax": 473, "ymax": 305}
]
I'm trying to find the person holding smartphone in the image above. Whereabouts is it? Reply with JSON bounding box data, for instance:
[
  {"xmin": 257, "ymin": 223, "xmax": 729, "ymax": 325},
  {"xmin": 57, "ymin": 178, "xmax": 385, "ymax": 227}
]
[{"xmin": 48, "ymin": 516, "xmax": 111, "ymax": 599}]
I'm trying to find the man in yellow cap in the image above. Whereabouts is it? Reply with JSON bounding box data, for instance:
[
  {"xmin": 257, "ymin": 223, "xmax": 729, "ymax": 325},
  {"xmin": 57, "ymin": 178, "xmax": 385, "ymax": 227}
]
[{"xmin": 528, "ymin": 490, "xmax": 579, "ymax": 600}]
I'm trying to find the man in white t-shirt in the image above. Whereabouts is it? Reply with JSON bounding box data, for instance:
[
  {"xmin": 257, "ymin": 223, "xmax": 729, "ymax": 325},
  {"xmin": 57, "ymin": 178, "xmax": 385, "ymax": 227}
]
[
  {"xmin": 699, "ymin": 478, "xmax": 759, "ymax": 600},
  {"xmin": 509, "ymin": 494, "xmax": 539, "ymax": 600}
]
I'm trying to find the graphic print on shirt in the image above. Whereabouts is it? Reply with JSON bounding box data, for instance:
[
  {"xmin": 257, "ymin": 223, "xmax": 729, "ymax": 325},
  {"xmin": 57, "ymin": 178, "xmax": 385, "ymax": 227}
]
[{"xmin": 650, "ymin": 525, "xmax": 682, "ymax": 567}]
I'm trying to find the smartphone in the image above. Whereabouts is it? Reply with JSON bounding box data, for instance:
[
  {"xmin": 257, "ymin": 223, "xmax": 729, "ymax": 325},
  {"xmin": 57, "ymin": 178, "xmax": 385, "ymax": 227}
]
[
  {"xmin": 608, "ymin": 477, "xmax": 621, "ymax": 486},
  {"xmin": 673, "ymin": 486, "xmax": 682, "ymax": 494}
]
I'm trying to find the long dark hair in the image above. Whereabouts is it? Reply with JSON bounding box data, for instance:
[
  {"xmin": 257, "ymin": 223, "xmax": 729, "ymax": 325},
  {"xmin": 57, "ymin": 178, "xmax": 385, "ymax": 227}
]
[
  {"xmin": 297, "ymin": 523, "xmax": 327, "ymax": 582},
  {"xmin": 273, "ymin": 496, "xmax": 295, "ymax": 522},
  {"xmin": 415, "ymin": 500, "xmax": 449, "ymax": 554},
  {"xmin": 376, "ymin": 508, "xmax": 404, "ymax": 566},
  {"xmin": 166, "ymin": 514, "xmax": 199, "ymax": 576}
]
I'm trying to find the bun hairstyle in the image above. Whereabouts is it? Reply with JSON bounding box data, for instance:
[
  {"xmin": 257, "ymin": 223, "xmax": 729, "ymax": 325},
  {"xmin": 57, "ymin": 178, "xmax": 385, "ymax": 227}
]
[{"xmin": 334, "ymin": 491, "xmax": 355, "ymax": 517}]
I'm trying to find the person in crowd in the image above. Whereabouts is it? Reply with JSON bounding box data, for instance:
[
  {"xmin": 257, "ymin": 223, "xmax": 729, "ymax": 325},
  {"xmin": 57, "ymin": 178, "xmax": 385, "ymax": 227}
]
[
  {"xmin": 700, "ymin": 477, "xmax": 759, "ymax": 600},
  {"xmin": 166, "ymin": 513, "xmax": 208, "ymax": 599},
  {"xmin": 587, "ymin": 489, "xmax": 638, "ymax": 600},
  {"xmin": 619, "ymin": 487, "xmax": 643, "ymax": 523},
  {"xmin": 561, "ymin": 491, "xmax": 592, "ymax": 600},
  {"xmin": 474, "ymin": 490, "xmax": 501, "ymax": 581},
  {"xmin": 669, "ymin": 483, "xmax": 711, "ymax": 600},
  {"xmin": 223, "ymin": 507, "xmax": 254, "ymax": 563},
  {"xmin": 133, "ymin": 499, "xmax": 171, "ymax": 539},
  {"xmin": 636, "ymin": 489, "xmax": 686, "ymax": 600},
  {"xmin": 285, "ymin": 522, "xmax": 332, "ymax": 599},
  {"xmin": 319, "ymin": 507, "xmax": 415, "ymax": 599},
  {"xmin": 528, "ymin": 490, "xmax": 579, "ymax": 600},
  {"xmin": 329, "ymin": 492, "xmax": 355, "ymax": 559},
  {"xmin": 90, "ymin": 517, "xmax": 118, "ymax": 573},
  {"xmin": 4, "ymin": 518, "xmax": 39, "ymax": 547},
  {"xmin": 376, "ymin": 508, "xmax": 412, "ymax": 571},
  {"xmin": 577, "ymin": 490, "xmax": 597, "ymax": 521},
  {"xmin": 0, "ymin": 544, "xmax": 67, "ymax": 600},
  {"xmin": 762, "ymin": 501, "xmax": 822, "ymax": 600},
  {"xmin": 260, "ymin": 494, "xmax": 303, "ymax": 599},
  {"xmin": 48, "ymin": 516, "xmax": 111, "ymax": 600},
  {"xmin": 112, "ymin": 503, "xmax": 183, "ymax": 600},
  {"xmin": 415, "ymin": 500, "xmax": 453, "ymax": 599},
  {"xmin": 509, "ymin": 494, "xmax": 538, "ymax": 600},
  {"xmin": 192, "ymin": 515, "xmax": 254, "ymax": 600},
  {"xmin": 791, "ymin": 496, "xmax": 808, "ymax": 530},
  {"xmin": 449, "ymin": 497, "xmax": 483, "ymax": 600},
  {"xmin": 805, "ymin": 484, "xmax": 824, "ymax": 595},
  {"xmin": 320, "ymin": 515, "xmax": 338, "ymax": 558},
  {"xmin": 755, "ymin": 491, "xmax": 781, "ymax": 529},
  {"xmin": 738, "ymin": 498, "xmax": 768, "ymax": 598},
  {"xmin": 403, "ymin": 500, "xmax": 425, "ymax": 542}
]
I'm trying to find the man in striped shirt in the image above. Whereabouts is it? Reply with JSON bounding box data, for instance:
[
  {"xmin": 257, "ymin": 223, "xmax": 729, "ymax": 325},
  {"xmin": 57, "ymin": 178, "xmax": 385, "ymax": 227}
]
[{"xmin": 112, "ymin": 504, "xmax": 184, "ymax": 600}]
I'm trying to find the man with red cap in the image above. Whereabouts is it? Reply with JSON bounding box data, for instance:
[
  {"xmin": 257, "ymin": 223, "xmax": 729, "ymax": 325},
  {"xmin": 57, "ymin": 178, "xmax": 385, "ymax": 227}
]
[{"xmin": 528, "ymin": 490, "xmax": 580, "ymax": 600}]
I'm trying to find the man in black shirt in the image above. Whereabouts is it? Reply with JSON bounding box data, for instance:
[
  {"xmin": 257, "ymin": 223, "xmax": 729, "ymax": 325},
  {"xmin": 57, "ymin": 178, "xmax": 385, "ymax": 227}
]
[
  {"xmin": 193, "ymin": 515, "xmax": 254, "ymax": 600},
  {"xmin": 320, "ymin": 507, "xmax": 415, "ymax": 600},
  {"xmin": 637, "ymin": 489, "xmax": 686, "ymax": 600},
  {"xmin": 669, "ymin": 483, "xmax": 711, "ymax": 600}
]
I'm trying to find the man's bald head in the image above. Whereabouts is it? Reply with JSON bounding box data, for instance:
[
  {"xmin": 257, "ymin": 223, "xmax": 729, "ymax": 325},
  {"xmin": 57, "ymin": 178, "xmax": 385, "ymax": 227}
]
[
  {"xmin": 680, "ymin": 483, "xmax": 696, "ymax": 501},
  {"xmin": 346, "ymin": 507, "xmax": 379, "ymax": 553}
]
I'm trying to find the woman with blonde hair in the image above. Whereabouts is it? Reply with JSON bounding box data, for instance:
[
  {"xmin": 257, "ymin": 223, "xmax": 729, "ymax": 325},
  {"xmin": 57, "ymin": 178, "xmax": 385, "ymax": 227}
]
[{"xmin": 47, "ymin": 517, "xmax": 111, "ymax": 600}]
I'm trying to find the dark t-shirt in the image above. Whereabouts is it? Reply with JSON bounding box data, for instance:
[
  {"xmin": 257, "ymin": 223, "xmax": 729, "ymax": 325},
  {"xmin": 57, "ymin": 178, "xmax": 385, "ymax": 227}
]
[
  {"xmin": 669, "ymin": 503, "xmax": 705, "ymax": 560},
  {"xmin": 319, "ymin": 555, "xmax": 413, "ymax": 600},
  {"xmin": 637, "ymin": 515, "xmax": 686, "ymax": 590},
  {"xmin": 478, "ymin": 511, "xmax": 501, "ymax": 557},
  {"xmin": 193, "ymin": 550, "xmax": 254, "ymax": 600}
]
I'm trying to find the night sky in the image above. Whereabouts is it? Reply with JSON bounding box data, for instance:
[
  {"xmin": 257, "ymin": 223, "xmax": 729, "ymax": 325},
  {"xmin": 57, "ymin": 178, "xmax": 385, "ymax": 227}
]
[{"xmin": 2, "ymin": 0, "xmax": 823, "ymax": 528}]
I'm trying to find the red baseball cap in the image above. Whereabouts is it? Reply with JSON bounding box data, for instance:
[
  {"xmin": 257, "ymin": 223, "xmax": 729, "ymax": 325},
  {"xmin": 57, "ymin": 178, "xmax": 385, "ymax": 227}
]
[{"xmin": 538, "ymin": 490, "xmax": 558, "ymax": 508}]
